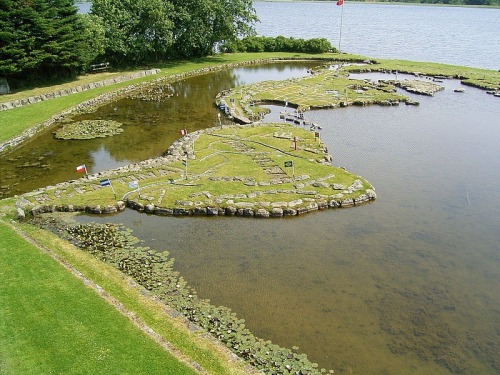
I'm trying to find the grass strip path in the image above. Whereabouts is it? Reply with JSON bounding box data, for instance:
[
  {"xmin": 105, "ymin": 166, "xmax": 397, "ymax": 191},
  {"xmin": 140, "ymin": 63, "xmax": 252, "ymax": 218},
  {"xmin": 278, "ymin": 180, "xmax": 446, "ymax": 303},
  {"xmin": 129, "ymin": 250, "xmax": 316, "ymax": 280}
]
[
  {"xmin": 0, "ymin": 221, "xmax": 203, "ymax": 374},
  {"xmin": 0, "ymin": 213, "xmax": 254, "ymax": 375},
  {"xmin": 0, "ymin": 219, "xmax": 199, "ymax": 375}
]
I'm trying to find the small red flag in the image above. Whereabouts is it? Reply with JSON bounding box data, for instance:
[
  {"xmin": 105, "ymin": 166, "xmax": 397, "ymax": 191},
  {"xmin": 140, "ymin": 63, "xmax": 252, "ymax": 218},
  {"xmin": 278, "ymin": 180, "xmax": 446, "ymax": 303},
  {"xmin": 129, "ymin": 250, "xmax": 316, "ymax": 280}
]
[
  {"xmin": 180, "ymin": 129, "xmax": 187, "ymax": 136},
  {"xmin": 337, "ymin": 0, "xmax": 344, "ymax": 5}
]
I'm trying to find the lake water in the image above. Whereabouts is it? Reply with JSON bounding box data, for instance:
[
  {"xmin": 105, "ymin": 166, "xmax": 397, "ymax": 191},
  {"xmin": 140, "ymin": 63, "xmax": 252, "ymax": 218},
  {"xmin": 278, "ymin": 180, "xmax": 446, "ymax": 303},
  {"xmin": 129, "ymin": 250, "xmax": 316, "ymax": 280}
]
[
  {"xmin": 8, "ymin": 2, "xmax": 500, "ymax": 374},
  {"xmin": 78, "ymin": 71, "xmax": 500, "ymax": 374},
  {"xmin": 76, "ymin": 1, "xmax": 500, "ymax": 70},
  {"xmin": 254, "ymin": 1, "xmax": 500, "ymax": 70}
]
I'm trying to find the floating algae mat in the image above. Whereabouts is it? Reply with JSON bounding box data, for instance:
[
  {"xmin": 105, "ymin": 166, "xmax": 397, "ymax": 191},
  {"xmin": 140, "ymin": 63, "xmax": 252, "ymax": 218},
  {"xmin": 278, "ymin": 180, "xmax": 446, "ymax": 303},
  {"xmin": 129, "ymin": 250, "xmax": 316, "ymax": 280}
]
[
  {"xmin": 19, "ymin": 123, "xmax": 376, "ymax": 218},
  {"xmin": 54, "ymin": 120, "xmax": 124, "ymax": 140}
]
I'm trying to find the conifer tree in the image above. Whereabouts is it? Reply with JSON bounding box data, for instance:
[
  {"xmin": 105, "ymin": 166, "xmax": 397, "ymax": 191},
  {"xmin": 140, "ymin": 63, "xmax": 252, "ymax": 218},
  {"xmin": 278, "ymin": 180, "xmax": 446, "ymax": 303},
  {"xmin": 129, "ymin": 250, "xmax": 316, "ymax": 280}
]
[{"xmin": 0, "ymin": 0, "xmax": 88, "ymax": 87}]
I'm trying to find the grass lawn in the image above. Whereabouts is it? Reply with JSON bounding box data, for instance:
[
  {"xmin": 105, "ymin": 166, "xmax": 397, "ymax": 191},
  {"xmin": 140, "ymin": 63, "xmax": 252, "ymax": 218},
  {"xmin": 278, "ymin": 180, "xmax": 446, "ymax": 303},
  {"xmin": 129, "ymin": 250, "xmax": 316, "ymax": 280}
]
[{"xmin": 0, "ymin": 219, "xmax": 199, "ymax": 375}]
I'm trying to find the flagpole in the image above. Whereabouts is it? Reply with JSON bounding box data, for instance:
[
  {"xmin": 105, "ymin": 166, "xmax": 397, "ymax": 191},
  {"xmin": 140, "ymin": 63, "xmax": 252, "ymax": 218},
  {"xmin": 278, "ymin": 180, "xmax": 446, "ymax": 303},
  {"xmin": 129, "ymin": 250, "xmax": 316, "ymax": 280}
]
[
  {"xmin": 338, "ymin": 1, "xmax": 344, "ymax": 53},
  {"xmin": 109, "ymin": 181, "xmax": 116, "ymax": 199}
]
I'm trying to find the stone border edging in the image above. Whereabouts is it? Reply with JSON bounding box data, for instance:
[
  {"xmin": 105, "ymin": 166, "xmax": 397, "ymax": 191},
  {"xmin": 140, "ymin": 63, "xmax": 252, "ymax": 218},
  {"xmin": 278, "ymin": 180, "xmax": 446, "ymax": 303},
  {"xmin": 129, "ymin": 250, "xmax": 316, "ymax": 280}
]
[{"xmin": 0, "ymin": 69, "xmax": 161, "ymax": 112}]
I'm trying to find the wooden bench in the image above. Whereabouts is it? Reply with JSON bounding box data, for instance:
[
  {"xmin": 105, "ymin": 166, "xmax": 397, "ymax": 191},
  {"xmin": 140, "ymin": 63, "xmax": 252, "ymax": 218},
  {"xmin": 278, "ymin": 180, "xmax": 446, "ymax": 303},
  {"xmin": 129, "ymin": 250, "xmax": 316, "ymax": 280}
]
[{"xmin": 89, "ymin": 62, "xmax": 110, "ymax": 73}]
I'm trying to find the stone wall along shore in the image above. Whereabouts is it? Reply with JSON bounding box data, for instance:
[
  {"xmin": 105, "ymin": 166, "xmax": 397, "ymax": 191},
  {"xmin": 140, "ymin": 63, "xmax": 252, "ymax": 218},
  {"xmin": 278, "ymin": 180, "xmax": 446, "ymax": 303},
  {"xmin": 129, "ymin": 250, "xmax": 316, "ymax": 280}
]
[{"xmin": 0, "ymin": 69, "xmax": 161, "ymax": 112}]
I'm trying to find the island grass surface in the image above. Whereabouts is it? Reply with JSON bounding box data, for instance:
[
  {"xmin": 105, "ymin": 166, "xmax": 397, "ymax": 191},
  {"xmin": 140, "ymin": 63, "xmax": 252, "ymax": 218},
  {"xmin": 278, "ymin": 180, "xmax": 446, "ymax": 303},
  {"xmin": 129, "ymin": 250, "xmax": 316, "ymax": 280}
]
[{"xmin": 19, "ymin": 123, "xmax": 375, "ymax": 215}]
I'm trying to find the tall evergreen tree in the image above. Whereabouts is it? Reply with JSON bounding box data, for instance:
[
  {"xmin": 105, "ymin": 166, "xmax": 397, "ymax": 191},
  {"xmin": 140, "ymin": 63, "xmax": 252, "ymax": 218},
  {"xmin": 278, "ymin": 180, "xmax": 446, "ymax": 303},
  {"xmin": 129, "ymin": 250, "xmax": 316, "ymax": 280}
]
[{"xmin": 0, "ymin": 0, "xmax": 88, "ymax": 86}]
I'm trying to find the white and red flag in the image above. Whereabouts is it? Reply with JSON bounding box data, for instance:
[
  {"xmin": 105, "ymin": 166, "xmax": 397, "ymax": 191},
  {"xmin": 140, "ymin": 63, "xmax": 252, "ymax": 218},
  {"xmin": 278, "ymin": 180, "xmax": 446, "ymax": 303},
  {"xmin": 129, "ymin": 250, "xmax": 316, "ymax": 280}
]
[
  {"xmin": 180, "ymin": 129, "xmax": 187, "ymax": 136},
  {"xmin": 76, "ymin": 164, "xmax": 87, "ymax": 174},
  {"xmin": 337, "ymin": 0, "xmax": 344, "ymax": 5}
]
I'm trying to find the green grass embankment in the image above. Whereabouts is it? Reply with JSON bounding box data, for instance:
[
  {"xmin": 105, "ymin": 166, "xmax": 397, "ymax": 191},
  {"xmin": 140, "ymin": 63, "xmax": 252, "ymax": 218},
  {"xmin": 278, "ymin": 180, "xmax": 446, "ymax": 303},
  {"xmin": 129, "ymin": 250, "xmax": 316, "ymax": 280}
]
[{"xmin": 0, "ymin": 212, "xmax": 254, "ymax": 375}]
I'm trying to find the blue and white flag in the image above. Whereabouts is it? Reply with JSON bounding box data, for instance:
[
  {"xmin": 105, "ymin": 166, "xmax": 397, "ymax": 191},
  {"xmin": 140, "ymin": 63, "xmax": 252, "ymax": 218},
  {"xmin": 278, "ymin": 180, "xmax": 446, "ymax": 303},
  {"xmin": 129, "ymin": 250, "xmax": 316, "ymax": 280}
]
[
  {"xmin": 100, "ymin": 178, "xmax": 111, "ymax": 187},
  {"xmin": 128, "ymin": 180, "xmax": 139, "ymax": 189}
]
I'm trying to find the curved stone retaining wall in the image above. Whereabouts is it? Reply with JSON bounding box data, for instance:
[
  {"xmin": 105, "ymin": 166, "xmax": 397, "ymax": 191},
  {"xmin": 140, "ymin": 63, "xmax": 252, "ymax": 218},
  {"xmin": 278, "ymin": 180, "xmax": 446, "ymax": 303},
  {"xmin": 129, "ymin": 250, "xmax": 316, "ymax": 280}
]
[
  {"xmin": 22, "ymin": 191, "xmax": 375, "ymax": 220},
  {"xmin": 0, "ymin": 69, "xmax": 160, "ymax": 111}
]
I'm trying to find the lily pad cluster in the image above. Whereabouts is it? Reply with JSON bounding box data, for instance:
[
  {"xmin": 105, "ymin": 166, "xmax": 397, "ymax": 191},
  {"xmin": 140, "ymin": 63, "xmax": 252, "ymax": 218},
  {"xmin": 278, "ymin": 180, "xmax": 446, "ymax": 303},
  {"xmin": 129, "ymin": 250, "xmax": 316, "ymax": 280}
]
[
  {"xmin": 127, "ymin": 83, "xmax": 175, "ymax": 102},
  {"xmin": 63, "ymin": 222, "xmax": 334, "ymax": 374},
  {"xmin": 54, "ymin": 120, "xmax": 124, "ymax": 139}
]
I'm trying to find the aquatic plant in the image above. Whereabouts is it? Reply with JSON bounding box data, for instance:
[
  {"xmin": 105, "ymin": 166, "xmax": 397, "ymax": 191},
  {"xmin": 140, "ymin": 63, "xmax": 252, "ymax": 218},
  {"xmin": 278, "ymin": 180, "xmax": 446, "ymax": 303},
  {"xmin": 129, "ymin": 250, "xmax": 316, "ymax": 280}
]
[{"xmin": 63, "ymin": 221, "xmax": 333, "ymax": 374}]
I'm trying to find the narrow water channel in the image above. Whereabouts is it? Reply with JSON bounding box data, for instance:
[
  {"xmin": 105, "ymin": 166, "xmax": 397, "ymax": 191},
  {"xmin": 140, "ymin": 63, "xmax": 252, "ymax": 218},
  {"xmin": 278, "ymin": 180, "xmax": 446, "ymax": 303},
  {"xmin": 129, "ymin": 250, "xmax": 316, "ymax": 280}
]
[{"xmin": 73, "ymin": 68, "xmax": 500, "ymax": 374}]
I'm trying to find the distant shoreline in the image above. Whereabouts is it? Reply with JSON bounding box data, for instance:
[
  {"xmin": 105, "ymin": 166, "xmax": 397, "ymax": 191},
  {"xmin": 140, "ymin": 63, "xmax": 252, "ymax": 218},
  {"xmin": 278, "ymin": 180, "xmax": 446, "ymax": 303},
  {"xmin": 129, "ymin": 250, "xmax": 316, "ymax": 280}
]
[{"xmin": 256, "ymin": 0, "xmax": 500, "ymax": 9}]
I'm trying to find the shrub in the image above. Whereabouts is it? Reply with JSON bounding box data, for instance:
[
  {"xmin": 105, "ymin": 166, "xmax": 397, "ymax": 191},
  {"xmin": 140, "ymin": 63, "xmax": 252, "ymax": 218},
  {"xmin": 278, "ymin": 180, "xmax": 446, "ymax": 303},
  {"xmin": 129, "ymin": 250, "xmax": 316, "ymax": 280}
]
[{"xmin": 221, "ymin": 36, "xmax": 335, "ymax": 54}]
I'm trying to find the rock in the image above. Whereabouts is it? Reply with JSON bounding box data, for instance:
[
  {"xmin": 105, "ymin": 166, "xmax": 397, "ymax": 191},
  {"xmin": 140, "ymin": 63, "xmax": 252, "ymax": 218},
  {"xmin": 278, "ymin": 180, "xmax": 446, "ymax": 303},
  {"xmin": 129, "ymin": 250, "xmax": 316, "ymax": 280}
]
[
  {"xmin": 16, "ymin": 207, "xmax": 25, "ymax": 220},
  {"xmin": 313, "ymin": 182, "xmax": 330, "ymax": 188},
  {"xmin": 193, "ymin": 207, "xmax": 207, "ymax": 215},
  {"xmin": 332, "ymin": 183, "xmax": 346, "ymax": 190},
  {"xmin": 103, "ymin": 205, "xmax": 117, "ymax": 214},
  {"xmin": 366, "ymin": 189, "xmax": 377, "ymax": 199},
  {"xmin": 173, "ymin": 208, "xmax": 190, "ymax": 215},
  {"xmin": 348, "ymin": 179, "xmax": 364, "ymax": 191},
  {"xmin": 341, "ymin": 198, "xmax": 354, "ymax": 207},
  {"xmin": 283, "ymin": 208, "xmax": 297, "ymax": 216},
  {"xmin": 225, "ymin": 206, "xmax": 237, "ymax": 215},
  {"xmin": 207, "ymin": 207, "xmax": 219, "ymax": 216},
  {"xmin": 329, "ymin": 200, "xmax": 341, "ymax": 208},
  {"xmin": 155, "ymin": 207, "xmax": 173, "ymax": 215},
  {"xmin": 288, "ymin": 199, "xmax": 303, "ymax": 207},
  {"xmin": 144, "ymin": 204, "xmax": 155, "ymax": 213},
  {"xmin": 271, "ymin": 207, "xmax": 284, "ymax": 217},
  {"xmin": 255, "ymin": 209, "xmax": 270, "ymax": 218},
  {"xmin": 238, "ymin": 208, "xmax": 254, "ymax": 217}
]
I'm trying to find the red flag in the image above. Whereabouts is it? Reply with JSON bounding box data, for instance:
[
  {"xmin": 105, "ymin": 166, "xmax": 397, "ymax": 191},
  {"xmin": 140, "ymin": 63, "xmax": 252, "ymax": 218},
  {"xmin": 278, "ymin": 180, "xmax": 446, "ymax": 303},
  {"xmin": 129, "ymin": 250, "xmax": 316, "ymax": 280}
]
[
  {"xmin": 180, "ymin": 129, "xmax": 187, "ymax": 136},
  {"xmin": 337, "ymin": 0, "xmax": 344, "ymax": 5},
  {"xmin": 76, "ymin": 164, "xmax": 86, "ymax": 173}
]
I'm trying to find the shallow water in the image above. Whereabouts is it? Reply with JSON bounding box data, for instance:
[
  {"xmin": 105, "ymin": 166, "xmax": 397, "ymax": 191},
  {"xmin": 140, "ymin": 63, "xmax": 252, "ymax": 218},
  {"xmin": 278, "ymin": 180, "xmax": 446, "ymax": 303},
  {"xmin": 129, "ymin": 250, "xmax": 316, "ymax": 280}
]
[{"xmin": 78, "ymin": 73, "xmax": 500, "ymax": 374}]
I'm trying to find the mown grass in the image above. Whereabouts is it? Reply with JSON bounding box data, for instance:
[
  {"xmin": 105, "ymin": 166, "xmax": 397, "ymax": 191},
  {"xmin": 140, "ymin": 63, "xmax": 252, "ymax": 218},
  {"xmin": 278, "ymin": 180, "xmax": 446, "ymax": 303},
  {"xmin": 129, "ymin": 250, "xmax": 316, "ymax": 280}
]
[
  {"xmin": 0, "ymin": 219, "xmax": 199, "ymax": 375},
  {"xmin": 0, "ymin": 211, "xmax": 254, "ymax": 375}
]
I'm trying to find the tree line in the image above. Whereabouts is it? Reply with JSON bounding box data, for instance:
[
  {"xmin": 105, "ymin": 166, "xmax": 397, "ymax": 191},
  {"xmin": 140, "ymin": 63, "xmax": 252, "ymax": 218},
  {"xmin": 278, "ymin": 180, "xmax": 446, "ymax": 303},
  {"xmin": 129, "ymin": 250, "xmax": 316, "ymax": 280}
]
[{"xmin": 0, "ymin": 0, "xmax": 258, "ymax": 88}]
